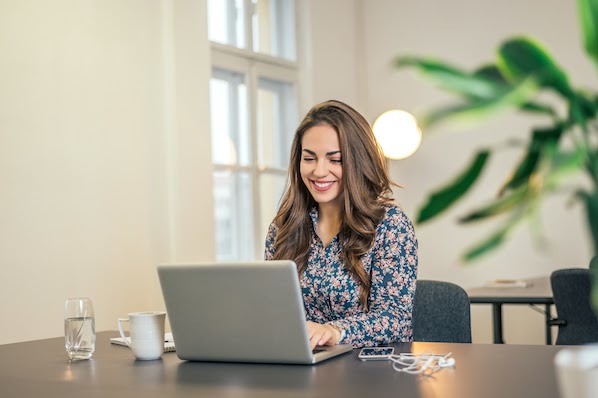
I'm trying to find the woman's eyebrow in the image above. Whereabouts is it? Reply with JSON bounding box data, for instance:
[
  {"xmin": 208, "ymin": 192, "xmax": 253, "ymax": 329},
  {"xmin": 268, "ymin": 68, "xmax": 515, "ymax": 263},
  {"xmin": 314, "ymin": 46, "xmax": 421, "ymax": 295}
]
[{"xmin": 302, "ymin": 149, "xmax": 341, "ymax": 156}]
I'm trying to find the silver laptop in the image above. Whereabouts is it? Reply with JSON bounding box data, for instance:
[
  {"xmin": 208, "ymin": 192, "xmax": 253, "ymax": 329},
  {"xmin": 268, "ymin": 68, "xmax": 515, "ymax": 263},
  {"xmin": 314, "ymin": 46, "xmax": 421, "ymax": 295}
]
[{"xmin": 157, "ymin": 261, "xmax": 353, "ymax": 364}]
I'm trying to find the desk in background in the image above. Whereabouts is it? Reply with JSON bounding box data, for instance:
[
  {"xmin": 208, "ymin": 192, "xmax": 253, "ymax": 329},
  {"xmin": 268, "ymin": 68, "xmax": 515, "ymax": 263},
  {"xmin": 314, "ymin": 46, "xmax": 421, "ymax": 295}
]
[
  {"xmin": 467, "ymin": 277, "xmax": 554, "ymax": 344},
  {"xmin": 0, "ymin": 331, "xmax": 563, "ymax": 398}
]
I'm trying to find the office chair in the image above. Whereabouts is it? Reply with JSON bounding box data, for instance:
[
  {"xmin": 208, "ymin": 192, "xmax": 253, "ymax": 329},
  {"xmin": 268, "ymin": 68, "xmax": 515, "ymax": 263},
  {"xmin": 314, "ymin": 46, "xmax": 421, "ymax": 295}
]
[
  {"xmin": 550, "ymin": 267, "xmax": 598, "ymax": 345},
  {"xmin": 412, "ymin": 280, "xmax": 472, "ymax": 343}
]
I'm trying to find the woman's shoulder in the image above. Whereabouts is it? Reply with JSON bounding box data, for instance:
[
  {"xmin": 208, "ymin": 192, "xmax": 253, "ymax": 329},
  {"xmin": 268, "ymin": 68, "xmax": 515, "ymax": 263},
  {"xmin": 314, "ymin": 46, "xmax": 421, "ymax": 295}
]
[
  {"xmin": 379, "ymin": 202, "xmax": 415, "ymax": 230},
  {"xmin": 374, "ymin": 203, "xmax": 418, "ymax": 257},
  {"xmin": 266, "ymin": 221, "xmax": 279, "ymax": 239},
  {"xmin": 380, "ymin": 202, "xmax": 407, "ymax": 219}
]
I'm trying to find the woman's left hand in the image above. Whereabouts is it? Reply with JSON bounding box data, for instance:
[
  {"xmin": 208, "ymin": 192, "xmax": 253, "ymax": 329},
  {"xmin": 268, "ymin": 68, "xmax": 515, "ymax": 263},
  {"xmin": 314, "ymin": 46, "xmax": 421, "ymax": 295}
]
[{"xmin": 306, "ymin": 321, "xmax": 341, "ymax": 350}]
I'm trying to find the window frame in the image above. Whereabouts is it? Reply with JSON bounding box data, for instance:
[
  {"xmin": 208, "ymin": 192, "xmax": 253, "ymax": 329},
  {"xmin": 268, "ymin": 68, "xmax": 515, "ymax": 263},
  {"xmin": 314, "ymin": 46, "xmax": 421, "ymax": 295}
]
[{"xmin": 209, "ymin": 1, "xmax": 301, "ymax": 260}]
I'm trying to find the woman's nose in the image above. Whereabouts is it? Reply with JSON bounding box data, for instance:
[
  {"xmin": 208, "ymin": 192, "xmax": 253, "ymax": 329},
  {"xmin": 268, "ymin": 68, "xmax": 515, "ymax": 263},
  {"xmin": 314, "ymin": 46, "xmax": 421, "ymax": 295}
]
[{"xmin": 313, "ymin": 159, "xmax": 328, "ymax": 177}]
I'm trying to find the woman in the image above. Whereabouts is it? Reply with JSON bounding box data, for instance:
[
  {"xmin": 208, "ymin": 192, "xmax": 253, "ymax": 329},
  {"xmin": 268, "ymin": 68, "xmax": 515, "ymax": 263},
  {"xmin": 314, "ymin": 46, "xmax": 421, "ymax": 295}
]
[{"xmin": 265, "ymin": 100, "xmax": 418, "ymax": 349}]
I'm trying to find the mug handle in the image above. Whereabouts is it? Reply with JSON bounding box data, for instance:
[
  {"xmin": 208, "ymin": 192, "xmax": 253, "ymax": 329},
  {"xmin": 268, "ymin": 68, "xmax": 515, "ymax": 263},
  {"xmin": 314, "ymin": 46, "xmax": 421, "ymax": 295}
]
[{"xmin": 117, "ymin": 318, "xmax": 131, "ymax": 347}]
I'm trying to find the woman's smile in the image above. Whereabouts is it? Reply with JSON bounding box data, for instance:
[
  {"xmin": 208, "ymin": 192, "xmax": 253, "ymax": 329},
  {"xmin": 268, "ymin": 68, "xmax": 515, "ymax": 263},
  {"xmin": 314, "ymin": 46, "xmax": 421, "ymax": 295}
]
[{"xmin": 311, "ymin": 180, "xmax": 336, "ymax": 191}]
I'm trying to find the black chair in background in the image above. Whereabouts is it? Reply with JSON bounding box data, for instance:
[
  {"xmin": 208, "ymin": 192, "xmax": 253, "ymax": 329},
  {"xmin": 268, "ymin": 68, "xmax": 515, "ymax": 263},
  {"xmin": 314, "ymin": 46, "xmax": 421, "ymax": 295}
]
[
  {"xmin": 412, "ymin": 280, "xmax": 472, "ymax": 343},
  {"xmin": 550, "ymin": 267, "xmax": 598, "ymax": 345}
]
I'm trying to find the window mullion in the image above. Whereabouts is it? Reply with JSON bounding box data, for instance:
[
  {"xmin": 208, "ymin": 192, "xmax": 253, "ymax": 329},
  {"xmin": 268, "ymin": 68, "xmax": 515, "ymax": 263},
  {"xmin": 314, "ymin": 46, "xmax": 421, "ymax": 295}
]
[
  {"xmin": 244, "ymin": 0, "xmax": 254, "ymax": 52},
  {"xmin": 247, "ymin": 61, "xmax": 262, "ymax": 260},
  {"xmin": 229, "ymin": 76, "xmax": 241, "ymax": 259},
  {"xmin": 226, "ymin": 0, "xmax": 238, "ymax": 47}
]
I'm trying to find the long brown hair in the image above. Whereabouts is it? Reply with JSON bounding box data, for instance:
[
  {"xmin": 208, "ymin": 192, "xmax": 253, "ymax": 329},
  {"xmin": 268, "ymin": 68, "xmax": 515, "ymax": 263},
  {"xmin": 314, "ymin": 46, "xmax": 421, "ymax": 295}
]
[{"xmin": 272, "ymin": 100, "xmax": 396, "ymax": 310}]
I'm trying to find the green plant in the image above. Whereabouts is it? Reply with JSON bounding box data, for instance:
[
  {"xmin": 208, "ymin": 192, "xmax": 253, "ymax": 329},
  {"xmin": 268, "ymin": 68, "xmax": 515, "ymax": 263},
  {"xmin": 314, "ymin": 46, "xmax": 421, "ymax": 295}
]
[{"xmin": 395, "ymin": 0, "xmax": 598, "ymax": 310}]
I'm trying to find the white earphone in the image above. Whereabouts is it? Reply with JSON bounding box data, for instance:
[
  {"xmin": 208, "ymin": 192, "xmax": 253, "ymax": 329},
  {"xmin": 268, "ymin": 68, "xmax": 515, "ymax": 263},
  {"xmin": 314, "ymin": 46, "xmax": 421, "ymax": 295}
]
[
  {"xmin": 438, "ymin": 357, "xmax": 455, "ymax": 367},
  {"xmin": 389, "ymin": 352, "xmax": 455, "ymax": 374}
]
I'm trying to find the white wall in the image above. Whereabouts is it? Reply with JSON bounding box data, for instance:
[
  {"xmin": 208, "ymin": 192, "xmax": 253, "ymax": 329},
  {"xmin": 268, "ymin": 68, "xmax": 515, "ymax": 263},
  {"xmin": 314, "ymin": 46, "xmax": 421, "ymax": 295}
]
[
  {"xmin": 0, "ymin": 0, "xmax": 214, "ymax": 344},
  {"xmin": 307, "ymin": 0, "xmax": 596, "ymax": 344},
  {"xmin": 303, "ymin": 0, "xmax": 365, "ymax": 112}
]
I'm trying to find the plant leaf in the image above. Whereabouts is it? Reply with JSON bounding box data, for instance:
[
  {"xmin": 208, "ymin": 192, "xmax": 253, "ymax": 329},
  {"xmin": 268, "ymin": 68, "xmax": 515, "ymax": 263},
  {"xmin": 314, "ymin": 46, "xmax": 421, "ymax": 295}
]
[
  {"xmin": 497, "ymin": 37, "xmax": 573, "ymax": 98},
  {"xmin": 545, "ymin": 148, "xmax": 588, "ymax": 189},
  {"xmin": 422, "ymin": 77, "xmax": 538, "ymax": 128},
  {"xmin": 499, "ymin": 126, "xmax": 563, "ymax": 194},
  {"xmin": 588, "ymin": 148, "xmax": 598, "ymax": 186},
  {"xmin": 416, "ymin": 150, "xmax": 490, "ymax": 224},
  {"xmin": 474, "ymin": 65, "xmax": 556, "ymax": 115},
  {"xmin": 462, "ymin": 221, "xmax": 516, "ymax": 262},
  {"xmin": 459, "ymin": 187, "xmax": 530, "ymax": 223},
  {"xmin": 578, "ymin": 0, "xmax": 598, "ymax": 72},
  {"xmin": 395, "ymin": 56, "xmax": 505, "ymax": 98},
  {"xmin": 584, "ymin": 189, "xmax": 598, "ymax": 255},
  {"xmin": 462, "ymin": 197, "xmax": 533, "ymax": 262},
  {"xmin": 502, "ymin": 151, "xmax": 542, "ymax": 193},
  {"xmin": 577, "ymin": 90, "xmax": 598, "ymax": 119},
  {"xmin": 569, "ymin": 94, "xmax": 589, "ymax": 130},
  {"xmin": 473, "ymin": 64, "xmax": 507, "ymax": 84},
  {"xmin": 520, "ymin": 102, "xmax": 558, "ymax": 116}
]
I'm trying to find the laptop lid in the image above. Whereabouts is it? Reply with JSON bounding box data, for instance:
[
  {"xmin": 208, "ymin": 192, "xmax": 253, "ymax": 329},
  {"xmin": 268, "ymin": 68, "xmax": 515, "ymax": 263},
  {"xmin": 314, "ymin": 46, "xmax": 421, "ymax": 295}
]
[{"xmin": 157, "ymin": 261, "xmax": 352, "ymax": 365}]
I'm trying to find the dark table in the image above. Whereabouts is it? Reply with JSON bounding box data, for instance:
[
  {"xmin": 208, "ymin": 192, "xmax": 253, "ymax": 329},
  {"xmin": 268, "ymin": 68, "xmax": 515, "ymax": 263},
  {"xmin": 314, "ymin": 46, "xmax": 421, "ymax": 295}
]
[
  {"xmin": 0, "ymin": 331, "xmax": 564, "ymax": 398},
  {"xmin": 467, "ymin": 277, "xmax": 554, "ymax": 344}
]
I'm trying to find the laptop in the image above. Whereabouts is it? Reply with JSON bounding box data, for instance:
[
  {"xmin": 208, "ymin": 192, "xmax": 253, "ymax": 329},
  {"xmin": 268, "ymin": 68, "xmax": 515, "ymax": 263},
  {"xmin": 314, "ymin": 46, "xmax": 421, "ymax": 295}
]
[{"xmin": 157, "ymin": 261, "xmax": 353, "ymax": 364}]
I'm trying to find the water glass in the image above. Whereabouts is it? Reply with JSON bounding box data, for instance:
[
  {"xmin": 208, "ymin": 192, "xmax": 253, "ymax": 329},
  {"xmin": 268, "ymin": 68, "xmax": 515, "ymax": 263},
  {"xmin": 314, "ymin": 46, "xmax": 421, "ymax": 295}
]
[{"xmin": 64, "ymin": 297, "xmax": 96, "ymax": 360}]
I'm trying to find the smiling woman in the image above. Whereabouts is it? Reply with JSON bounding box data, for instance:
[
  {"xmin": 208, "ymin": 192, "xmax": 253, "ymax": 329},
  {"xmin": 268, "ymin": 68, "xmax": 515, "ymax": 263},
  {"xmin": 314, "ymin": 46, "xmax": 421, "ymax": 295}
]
[{"xmin": 264, "ymin": 100, "xmax": 419, "ymax": 349}]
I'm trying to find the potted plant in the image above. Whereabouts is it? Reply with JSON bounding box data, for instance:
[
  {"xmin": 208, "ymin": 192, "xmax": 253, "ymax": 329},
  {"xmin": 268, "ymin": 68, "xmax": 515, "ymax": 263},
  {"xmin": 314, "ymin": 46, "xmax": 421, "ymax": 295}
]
[{"xmin": 394, "ymin": 0, "xmax": 598, "ymax": 314}]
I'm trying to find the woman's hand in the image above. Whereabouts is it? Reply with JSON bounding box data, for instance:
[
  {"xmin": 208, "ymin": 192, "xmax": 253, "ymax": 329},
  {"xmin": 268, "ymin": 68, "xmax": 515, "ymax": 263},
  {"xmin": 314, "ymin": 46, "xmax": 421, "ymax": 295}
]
[{"xmin": 306, "ymin": 321, "xmax": 341, "ymax": 350}]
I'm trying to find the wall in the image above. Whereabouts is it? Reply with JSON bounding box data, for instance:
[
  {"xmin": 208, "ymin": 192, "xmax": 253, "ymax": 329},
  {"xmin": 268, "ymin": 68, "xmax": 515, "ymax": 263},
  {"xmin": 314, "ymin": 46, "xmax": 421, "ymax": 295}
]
[
  {"xmin": 0, "ymin": 0, "xmax": 214, "ymax": 344},
  {"xmin": 303, "ymin": 0, "xmax": 365, "ymax": 113}
]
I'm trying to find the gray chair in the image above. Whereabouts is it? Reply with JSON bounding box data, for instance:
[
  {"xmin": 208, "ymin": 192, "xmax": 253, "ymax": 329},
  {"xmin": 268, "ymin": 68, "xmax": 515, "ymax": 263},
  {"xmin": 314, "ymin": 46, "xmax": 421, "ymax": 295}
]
[
  {"xmin": 412, "ymin": 280, "xmax": 472, "ymax": 343},
  {"xmin": 550, "ymin": 267, "xmax": 598, "ymax": 345}
]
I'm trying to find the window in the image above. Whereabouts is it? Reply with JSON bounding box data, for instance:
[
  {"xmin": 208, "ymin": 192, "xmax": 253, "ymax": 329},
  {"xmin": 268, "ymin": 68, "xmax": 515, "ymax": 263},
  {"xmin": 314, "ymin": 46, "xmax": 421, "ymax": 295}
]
[
  {"xmin": 208, "ymin": 0, "xmax": 299, "ymax": 261},
  {"xmin": 208, "ymin": 0, "xmax": 296, "ymax": 60}
]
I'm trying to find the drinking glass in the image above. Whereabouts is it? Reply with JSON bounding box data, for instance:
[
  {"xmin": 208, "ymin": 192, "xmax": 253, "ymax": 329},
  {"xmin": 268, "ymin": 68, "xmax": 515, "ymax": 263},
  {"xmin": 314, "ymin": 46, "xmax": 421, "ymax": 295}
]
[{"xmin": 64, "ymin": 298, "xmax": 96, "ymax": 360}]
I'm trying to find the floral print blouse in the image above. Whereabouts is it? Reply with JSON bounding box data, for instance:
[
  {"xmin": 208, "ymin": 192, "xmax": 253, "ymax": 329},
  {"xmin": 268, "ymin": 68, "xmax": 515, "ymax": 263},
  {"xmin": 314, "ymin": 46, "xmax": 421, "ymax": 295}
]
[{"xmin": 264, "ymin": 203, "xmax": 418, "ymax": 348}]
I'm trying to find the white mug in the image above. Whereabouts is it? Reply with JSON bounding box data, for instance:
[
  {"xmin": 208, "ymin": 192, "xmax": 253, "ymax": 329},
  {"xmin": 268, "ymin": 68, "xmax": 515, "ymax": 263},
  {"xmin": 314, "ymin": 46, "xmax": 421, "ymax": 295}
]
[{"xmin": 117, "ymin": 311, "xmax": 166, "ymax": 360}]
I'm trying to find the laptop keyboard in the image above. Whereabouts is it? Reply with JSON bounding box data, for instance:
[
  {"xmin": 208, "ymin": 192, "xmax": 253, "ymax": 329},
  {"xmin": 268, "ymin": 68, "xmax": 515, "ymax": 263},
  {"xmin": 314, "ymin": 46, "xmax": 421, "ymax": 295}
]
[{"xmin": 312, "ymin": 348, "xmax": 326, "ymax": 354}]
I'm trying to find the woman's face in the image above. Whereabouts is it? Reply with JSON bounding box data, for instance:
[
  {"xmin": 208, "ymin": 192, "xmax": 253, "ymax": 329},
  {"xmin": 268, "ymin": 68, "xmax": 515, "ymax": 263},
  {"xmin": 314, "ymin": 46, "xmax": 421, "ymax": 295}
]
[{"xmin": 299, "ymin": 124, "xmax": 343, "ymax": 208}]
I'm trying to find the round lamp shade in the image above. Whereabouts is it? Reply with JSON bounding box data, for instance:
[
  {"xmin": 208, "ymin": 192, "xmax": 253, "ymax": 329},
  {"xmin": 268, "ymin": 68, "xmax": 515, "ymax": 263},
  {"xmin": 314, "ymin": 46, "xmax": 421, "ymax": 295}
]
[{"xmin": 373, "ymin": 109, "xmax": 422, "ymax": 160}]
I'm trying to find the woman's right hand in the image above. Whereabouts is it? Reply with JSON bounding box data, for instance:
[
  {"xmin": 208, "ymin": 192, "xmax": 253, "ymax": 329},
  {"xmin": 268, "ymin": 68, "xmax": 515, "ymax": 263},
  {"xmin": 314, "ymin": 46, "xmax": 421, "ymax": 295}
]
[{"xmin": 306, "ymin": 321, "xmax": 341, "ymax": 350}]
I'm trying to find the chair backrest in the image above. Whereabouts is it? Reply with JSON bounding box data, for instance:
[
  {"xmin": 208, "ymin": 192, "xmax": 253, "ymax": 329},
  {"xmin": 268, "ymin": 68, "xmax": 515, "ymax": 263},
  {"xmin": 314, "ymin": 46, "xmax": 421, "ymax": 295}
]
[
  {"xmin": 550, "ymin": 267, "xmax": 598, "ymax": 345},
  {"xmin": 412, "ymin": 280, "xmax": 472, "ymax": 343}
]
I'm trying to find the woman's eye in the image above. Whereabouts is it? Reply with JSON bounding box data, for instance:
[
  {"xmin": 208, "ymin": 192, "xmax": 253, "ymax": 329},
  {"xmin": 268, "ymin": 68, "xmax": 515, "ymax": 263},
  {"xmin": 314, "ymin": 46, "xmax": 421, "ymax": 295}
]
[
  {"xmin": 303, "ymin": 157, "xmax": 314, "ymax": 162},
  {"xmin": 330, "ymin": 159, "xmax": 342, "ymax": 164}
]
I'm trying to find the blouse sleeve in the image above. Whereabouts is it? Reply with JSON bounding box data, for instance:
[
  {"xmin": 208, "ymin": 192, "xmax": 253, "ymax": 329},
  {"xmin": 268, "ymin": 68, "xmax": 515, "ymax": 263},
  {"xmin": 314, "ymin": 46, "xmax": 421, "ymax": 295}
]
[
  {"xmin": 333, "ymin": 206, "xmax": 418, "ymax": 347},
  {"xmin": 264, "ymin": 222, "xmax": 278, "ymax": 260}
]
